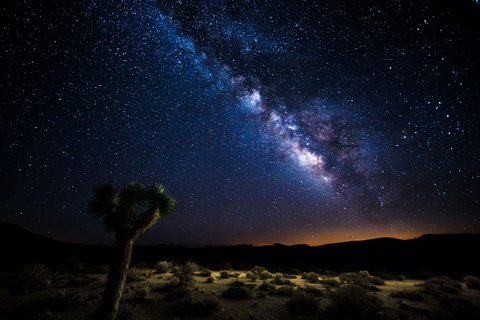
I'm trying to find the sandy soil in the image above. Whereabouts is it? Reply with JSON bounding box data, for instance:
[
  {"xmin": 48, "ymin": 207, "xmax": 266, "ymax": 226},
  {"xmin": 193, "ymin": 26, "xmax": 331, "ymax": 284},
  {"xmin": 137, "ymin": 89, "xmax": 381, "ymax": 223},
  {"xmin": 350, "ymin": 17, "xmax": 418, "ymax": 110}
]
[{"xmin": 1, "ymin": 270, "xmax": 479, "ymax": 320}]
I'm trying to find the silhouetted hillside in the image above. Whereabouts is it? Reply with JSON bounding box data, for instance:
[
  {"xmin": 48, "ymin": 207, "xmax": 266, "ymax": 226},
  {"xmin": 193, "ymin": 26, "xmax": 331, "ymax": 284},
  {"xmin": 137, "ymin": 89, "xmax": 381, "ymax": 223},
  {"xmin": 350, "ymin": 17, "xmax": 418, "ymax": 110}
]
[{"xmin": 1, "ymin": 222, "xmax": 479, "ymax": 276}]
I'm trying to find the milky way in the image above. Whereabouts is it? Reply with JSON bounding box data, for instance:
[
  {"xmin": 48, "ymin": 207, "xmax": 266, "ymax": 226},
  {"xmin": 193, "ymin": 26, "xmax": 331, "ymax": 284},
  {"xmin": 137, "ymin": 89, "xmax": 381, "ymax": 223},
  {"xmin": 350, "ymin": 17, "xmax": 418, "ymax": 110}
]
[{"xmin": 1, "ymin": 0, "xmax": 479, "ymax": 246}]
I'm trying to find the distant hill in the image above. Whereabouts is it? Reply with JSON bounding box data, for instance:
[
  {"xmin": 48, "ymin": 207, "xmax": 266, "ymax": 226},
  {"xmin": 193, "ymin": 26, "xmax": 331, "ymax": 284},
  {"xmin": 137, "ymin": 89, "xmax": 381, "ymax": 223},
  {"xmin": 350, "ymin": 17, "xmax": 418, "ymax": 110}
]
[{"xmin": 1, "ymin": 222, "xmax": 479, "ymax": 276}]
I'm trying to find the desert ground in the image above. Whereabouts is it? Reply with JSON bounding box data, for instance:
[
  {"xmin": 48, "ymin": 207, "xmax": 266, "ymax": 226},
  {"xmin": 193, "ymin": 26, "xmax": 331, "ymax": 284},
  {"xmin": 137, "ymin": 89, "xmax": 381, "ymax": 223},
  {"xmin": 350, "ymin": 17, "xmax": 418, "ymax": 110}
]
[{"xmin": 1, "ymin": 263, "xmax": 480, "ymax": 320}]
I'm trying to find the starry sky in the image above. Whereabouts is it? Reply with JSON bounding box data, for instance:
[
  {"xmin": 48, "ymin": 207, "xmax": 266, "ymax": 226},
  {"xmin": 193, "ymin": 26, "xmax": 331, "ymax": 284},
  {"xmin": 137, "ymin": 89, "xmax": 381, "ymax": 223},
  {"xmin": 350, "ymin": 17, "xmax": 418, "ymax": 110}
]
[{"xmin": 1, "ymin": 0, "xmax": 479, "ymax": 247}]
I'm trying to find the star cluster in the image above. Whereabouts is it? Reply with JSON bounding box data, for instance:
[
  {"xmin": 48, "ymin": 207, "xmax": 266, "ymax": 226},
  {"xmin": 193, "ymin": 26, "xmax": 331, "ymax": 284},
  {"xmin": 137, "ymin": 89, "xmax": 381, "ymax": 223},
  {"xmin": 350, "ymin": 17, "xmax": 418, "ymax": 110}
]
[{"xmin": 1, "ymin": 0, "xmax": 479, "ymax": 246}]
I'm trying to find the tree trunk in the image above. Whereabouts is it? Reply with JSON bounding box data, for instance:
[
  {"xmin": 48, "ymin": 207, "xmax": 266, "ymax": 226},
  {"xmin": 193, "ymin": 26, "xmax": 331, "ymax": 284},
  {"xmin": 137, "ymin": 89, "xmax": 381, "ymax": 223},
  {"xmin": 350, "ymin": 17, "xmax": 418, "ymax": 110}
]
[{"xmin": 97, "ymin": 238, "xmax": 133, "ymax": 320}]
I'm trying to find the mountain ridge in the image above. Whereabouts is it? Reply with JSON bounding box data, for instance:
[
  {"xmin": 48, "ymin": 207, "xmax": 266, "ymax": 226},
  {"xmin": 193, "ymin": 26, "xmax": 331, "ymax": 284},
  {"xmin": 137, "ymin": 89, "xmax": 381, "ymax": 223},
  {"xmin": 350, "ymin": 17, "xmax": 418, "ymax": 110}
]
[{"xmin": 1, "ymin": 222, "xmax": 479, "ymax": 276}]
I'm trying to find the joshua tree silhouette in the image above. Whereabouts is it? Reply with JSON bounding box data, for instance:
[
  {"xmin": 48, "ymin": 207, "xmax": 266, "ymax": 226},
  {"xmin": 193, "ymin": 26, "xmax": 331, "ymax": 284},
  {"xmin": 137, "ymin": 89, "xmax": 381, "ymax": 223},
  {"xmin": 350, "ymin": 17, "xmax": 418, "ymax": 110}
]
[{"xmin": 88, "ymin": 182, "xmax": 175, "ymax": 320}]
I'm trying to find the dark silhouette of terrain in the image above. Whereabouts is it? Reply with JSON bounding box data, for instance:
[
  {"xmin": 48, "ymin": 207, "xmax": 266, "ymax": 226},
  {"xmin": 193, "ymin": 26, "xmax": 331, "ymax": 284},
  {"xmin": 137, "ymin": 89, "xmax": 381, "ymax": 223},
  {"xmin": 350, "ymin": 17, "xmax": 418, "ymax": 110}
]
[{"xmin": 1, "ymin": 222, "xmax": 479, "ymax": 277}]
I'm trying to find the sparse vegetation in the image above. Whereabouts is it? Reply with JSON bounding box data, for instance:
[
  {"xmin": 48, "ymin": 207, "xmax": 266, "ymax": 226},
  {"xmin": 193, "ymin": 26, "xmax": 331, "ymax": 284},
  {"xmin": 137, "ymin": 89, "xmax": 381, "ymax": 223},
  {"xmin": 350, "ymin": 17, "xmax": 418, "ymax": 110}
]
[
  {"xmin": 303, "ymin": 284, "xmax": 323, "ymax": 296},
  {"xmin": 126, "ymin": 268, "xmax": 144, "ymax": 282},
  {"xmin": 20, "ymin": 263, "xmax": 52, "ymax": 292},
  {"xmin": 222, "ymin": 286, "xmax": 252, "ymax": 299},
  {"xmin": 246, "ymin": 271, "xmax": 258, "ymax": 281},
  {"xmin": 286, "ymin": 292, "xmax": 320, "ymax": 315},
  {"xmin": 338, "ymin": 271, "xmax": 385, "ymax": 289},
  {"xmin": 303, "ymin": 271, "xmax": 320, "ymax": 283},
  {"xmin": 155, "ymin": 261, "xmax": 172, "ymax": 273},
  {"xmin": 324, "ymin": 285, "xmax": 384, "ymax": 320},
  {"xmin": 219, "ymin": 270, "xmax": 231, "ymax": 279},
  {"xmin": 421, "ymin": 277, "xmax": 463, "ymax": 296},
  {"xmin": 276, "ymin": 284, "xmax": 295, "ymax": 296},
  {"xmin": 258, "ymin": 271, "xmax": 273, "ymax": 280}
]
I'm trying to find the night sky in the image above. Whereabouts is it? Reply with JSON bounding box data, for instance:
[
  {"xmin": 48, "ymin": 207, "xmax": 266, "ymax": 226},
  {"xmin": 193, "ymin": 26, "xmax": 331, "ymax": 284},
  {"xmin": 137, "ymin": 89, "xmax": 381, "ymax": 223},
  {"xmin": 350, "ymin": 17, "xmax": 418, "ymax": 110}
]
[{"xmin": 1, "ymin": 0, "xmax": 479, "ymax": 247}]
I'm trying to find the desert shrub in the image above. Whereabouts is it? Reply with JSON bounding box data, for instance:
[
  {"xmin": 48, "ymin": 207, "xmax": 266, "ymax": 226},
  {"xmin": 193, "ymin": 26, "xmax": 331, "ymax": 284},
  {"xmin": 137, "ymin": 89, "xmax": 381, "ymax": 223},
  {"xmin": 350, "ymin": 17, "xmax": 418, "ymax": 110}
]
[
  {"xmin": 219, "ymin": 270, "xmax": 231, "ymax": 278},
  {"xmin": 258, "ymin": 281, "xmax": 275, "ymax": 292},
  {"xmin": 464, "ymin": 275, "xmax": 480, "ymax": 290},
  {"xmin": 21, "ymin": 264, "xmax": 52, "ymax": 291},
  {"xmin": 181, "ymin": 262, "xmax": 199, "ymax": 275},
  {"xmin": 276, "ymin": 285, "xmax": 295, "ymax": 296},
  {"xmin": 324, "ymin": 285, "xmax": 383, "ymax": 320},
  {"xmin": 320, "ymin": 279, "xmax": 341, "ymax": 289},
  {"xmin": 251, "ymin": 266, "xmax": 267, "ymax": 274},
  {"xmin": 173, "ymin": 298, "xmax": 222, "ymax": 317},
  {"xmin": 127, "ymin": 267, "xmax": 144, "ymax": 282},
  {"xmin": 206, "ymin": 276, "xmax": 216, "ymax": 283},
  {"xmin": 221, "ymin": 286, "xmax": 252, "ymax": 299},
  {"xmin": 303, "ymin": 284, "xmax": 323, "ymax": 296},
  {"xmin": 304, "ymin": 272, "xmax": 320, "ymax": 283},
  {"xmin": 117, "ymin": 303, "xmax": 145, "ymax": 320},
  {"xmin": 246, "ymin": 271, "xmax": 258, "ymax": 281},
  {"xmin": 258, "ymin": 270, "xmax": 273, "ymax": 280},
  {"xmin": 177, "ymin": 272, "xmax": 195, "ymax": 287},
  {"xmin": 155, "ymin": 261, "xmax": 172, "ymax": 273},
  {"xmin": 228, "ymin": 280, "xmax": 247, "ymax": 287},
  {"xmin": 270, "ymin": 273, "xmax": 293, "ymax": 285},
  {"xmin": 339, "ymin": 271, "xmax": 385, "ymax": 287},
  {"xmin": 422, "ymin": 277, "xmax": 462, "ymax": 296},
  {"xmin": 198, "ymin": 268, "xmax": 212, "ymax": 277},
  {"xmin": 286, "ymin": 292, "xmax": 320, "ymax": 315}
]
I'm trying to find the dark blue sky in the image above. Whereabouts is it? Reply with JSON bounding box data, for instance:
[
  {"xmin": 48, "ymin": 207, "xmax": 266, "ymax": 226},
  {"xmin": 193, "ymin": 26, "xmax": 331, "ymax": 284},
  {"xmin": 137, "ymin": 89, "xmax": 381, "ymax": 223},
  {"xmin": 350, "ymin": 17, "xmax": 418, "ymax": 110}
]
[{"xmin": 1, "ymin": 0, "xmax": 479, "ymax": 247}]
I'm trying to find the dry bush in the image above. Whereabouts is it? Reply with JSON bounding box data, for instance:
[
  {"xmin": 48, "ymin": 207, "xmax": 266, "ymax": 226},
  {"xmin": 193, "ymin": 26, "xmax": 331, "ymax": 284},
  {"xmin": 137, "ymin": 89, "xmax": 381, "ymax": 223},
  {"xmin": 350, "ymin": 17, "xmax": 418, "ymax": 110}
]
[
  {"xmin": 324, "ymin": 285, "xmax": 384, "ymax": 320},
  {"xmin": 421, "ymin": 277, "xmax": 463, "ymax": 296},
  {"xmin": 126, "ymin": 267, "xmax": 144, "ymax": 282},
  {"xmin": 303, "ymin": 284, "xmax": 323, "ymax": 296},
  {"xmin": 221, "ymin": 286, "xmax": 252, "ymax": 299},
  {"xmin": 155, "ymin": 261, "xmax": 172, "ymax": 273},
  {"xmin": 21, "ymin": 264, "xmax": 52, "ymax": 292},
  {"xmin": 303, "ymin": 272, "xmax": 320, "ymax": 283},
  {"xmin": 286, "ymin": 292, "xmax": 320, "ymax": 315},
  {"xmin": 219, "ymin": 270, "xmax": 231, "ymax": 278}
]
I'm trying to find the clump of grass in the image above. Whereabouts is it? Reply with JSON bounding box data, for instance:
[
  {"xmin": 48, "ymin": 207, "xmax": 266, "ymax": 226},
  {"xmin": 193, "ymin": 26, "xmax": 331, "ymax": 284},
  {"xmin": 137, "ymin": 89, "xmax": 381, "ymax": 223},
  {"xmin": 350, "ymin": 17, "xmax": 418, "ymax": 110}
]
[
  {"xmin": 286, "ymin": 292, "xmax": 320, "ymax": 315},
  {"xmin": 323, "ymin": 285, "xmax": 383, "ymax": 320},
  {"xmin": 464, "ymin": 275, "xmax": 480, "ymax": 290},
  {"xmin": 155, "ymin": 261, "xmax": 172, "ymax": 273},
  {"xmin": 221, "ymin": 286, "xmax": 252, "ymax": 299},
  {"xmin": 20, "ymin": 264, "xmax": 52, "ymax": 292},
  {"xmin": 303, "ymin": 272, "xmax": 320, "ymax": 283}
]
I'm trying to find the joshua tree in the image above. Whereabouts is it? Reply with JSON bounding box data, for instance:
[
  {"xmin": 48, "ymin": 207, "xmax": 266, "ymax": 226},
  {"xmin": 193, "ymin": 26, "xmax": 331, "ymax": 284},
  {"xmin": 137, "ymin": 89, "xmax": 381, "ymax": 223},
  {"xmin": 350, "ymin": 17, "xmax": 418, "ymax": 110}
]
[{"xmin": 88, "ymin": 182, "xmax": 175, "ymax": 320}]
